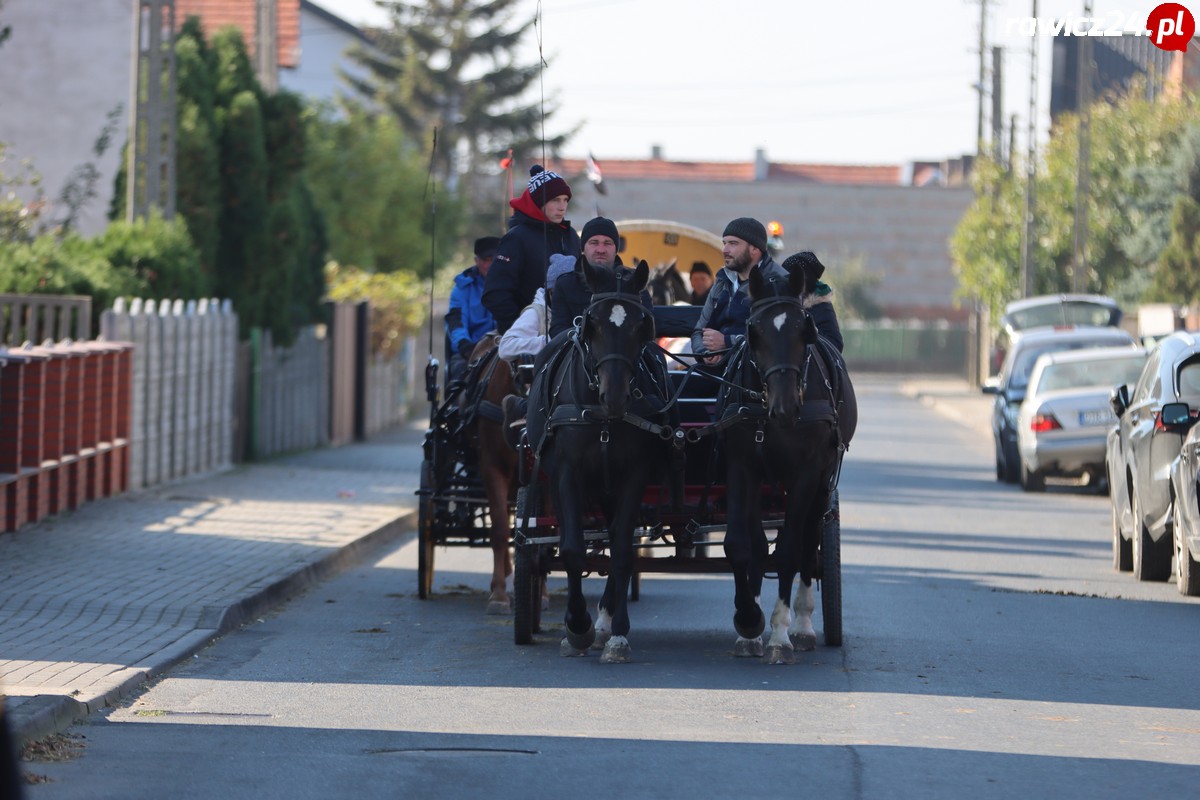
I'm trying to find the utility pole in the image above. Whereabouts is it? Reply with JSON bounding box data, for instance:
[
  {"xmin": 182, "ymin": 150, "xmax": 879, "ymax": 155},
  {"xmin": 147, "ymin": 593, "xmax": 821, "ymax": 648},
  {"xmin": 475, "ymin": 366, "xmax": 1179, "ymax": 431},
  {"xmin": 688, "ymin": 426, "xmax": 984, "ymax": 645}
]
[
  {"xmin": 127, "ymin": 0, "xmax": 177, "ymax": 222},
  {"xmin": 255, "ymin": 0, "xmax": 277, "ymax": 93},
  {"xmin": 1020, "ymin": 0, "xmax": 1039, "ymax": 298},
  {"xmin": 977, "ymin": 0, "xmax": 988, "ymax": 154},
  {"xmin": 1072, "ymin": 1, "xmax": 1094, "ymax": 294},
  {"xmin": 992, "ymin": 46, "xmax": 1004, "ymax": 165}
]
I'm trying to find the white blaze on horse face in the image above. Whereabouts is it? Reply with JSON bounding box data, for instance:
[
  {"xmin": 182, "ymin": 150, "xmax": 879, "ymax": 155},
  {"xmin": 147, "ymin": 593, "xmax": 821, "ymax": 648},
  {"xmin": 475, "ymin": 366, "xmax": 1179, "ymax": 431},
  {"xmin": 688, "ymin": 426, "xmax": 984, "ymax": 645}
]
[
  {"xmin": 773, "ymin": 312, "xmax": 787, "ymax": 331},
  {"xmin": 609, "ymin": 304, "xmax": 627, "ymax": 327}
]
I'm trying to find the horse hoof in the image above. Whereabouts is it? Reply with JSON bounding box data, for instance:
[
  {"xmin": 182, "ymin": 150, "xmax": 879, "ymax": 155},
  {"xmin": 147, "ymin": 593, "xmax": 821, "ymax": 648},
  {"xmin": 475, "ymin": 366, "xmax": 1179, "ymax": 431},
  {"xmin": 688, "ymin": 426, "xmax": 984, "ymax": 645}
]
[
  {"xmin": 565, "ymin": 622, "xmax": 596, "ymax": 652},
  {"xmin": 733, "ymin": 636, "xmax": 764, "ymax": 658},
  {"xmin": 591, "ymin": 628, "xmax": 612, "ymax": 651},
  {"xmin": 733, "ymin": 608, "xmax": 765, "ymax": 640},
  {"xmin": 485, "ymin": 593, "xmax": 511, "ymax": 616},
  {"xmin": 763, "ymin": 644, "xmax": 796, "ymax": 665},
  {"xmin": 600, "ymin": 636, "xmax": 632, "ymax": 664},
  {"xmin": 559, "ymin": 637, "xmax": 589, "ymax": 657},
  {"xmin": 789, "ymin": 631, "xmax": 817, "ymax": 652}
]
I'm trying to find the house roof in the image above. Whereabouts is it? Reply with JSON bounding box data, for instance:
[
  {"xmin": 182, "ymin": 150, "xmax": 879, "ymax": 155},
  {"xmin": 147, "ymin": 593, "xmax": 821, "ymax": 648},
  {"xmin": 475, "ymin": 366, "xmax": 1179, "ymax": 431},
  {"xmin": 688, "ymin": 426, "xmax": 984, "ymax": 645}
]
[
  {"xmin": 175, "ymin": 0, "xmax": 301, "ymax": 68},
  {"xmin": 554, "ymin": 157, "xmax": 902, "ymax": 186}
]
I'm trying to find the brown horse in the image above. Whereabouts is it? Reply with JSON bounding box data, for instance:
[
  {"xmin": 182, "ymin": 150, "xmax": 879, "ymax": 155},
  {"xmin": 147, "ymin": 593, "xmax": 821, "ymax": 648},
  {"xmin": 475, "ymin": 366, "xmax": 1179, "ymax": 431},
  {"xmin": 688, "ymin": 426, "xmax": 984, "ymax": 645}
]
[{"xmin": 455, "ymin": 334, "xmax": 520, "ymax": 613}]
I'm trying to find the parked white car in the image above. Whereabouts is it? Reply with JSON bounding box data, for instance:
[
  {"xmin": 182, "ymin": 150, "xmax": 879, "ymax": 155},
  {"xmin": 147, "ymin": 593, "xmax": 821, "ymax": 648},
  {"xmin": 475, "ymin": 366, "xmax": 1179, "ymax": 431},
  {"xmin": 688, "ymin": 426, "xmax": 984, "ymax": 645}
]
[{"xmin": 1017, "ymin": 346, "xmax": 1147, "ymax": 492}]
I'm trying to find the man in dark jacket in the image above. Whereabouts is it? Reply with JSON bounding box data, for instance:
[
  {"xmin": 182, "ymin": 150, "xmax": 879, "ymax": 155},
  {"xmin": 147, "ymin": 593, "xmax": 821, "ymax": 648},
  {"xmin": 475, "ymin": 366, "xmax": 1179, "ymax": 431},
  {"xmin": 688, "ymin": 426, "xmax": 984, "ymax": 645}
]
[
  {"xmin": 549, "ymin": 216, "xmax": 653, "ymax": 338},
  {"xmin": 689, "ymin": 261, "xmax": 713, "ymax": 306},
  {"xmin": 482, "ymin": 165, "xmax": 581, "ymax": 333},
  {"xmin": 692, "ymin": 219, "xmax": 844, "ymax": 364},
  {"xmin": 444, "ymin": 236, "xmax": 499, "ymax": 382}
]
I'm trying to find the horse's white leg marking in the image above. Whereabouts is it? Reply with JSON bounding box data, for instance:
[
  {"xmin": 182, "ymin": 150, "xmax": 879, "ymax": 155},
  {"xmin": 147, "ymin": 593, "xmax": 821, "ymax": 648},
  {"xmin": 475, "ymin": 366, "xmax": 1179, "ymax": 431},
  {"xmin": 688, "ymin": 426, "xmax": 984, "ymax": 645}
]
[
  {"xmin": 788, "ymin": 581, "xmax": 817, "ymax": 651},
  {"xmin": 767, "ymin": 597, "xmax": 792, "ymax": 649},
  {"xmin": 592, "ymin": 605, "xmax": 614, "ymax": 650}
]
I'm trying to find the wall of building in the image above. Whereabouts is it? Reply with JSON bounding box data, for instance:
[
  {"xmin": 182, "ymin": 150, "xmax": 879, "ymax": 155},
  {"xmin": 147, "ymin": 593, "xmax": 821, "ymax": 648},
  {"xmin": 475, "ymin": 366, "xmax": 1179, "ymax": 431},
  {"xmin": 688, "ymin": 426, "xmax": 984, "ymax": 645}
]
[
  {"xmin": 577, "ymin": 180, "xmax": 974, "ymax": 320},
  {"xmin": 0, "ymin": 0, "xmax": 132, "ymax": 236},
  {"xmin": 278, "ymin": 4, "xmax": 368, "ymax": 105}
]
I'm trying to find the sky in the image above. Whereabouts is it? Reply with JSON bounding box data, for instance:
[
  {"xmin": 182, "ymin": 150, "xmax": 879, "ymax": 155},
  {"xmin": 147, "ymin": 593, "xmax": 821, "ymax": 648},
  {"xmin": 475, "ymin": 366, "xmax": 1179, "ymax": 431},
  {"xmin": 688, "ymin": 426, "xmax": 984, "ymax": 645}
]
[{"xmin": 316, "ymin": 0, "xmax": 1180, "ymax": 166}]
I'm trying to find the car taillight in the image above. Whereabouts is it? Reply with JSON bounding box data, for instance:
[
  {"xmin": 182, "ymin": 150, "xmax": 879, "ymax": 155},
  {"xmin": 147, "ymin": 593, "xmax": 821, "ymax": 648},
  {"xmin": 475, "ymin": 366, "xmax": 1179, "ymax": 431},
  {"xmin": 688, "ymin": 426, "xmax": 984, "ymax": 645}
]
[
  {"xmin": 1154, "ymin": 409, "xmax": 1196, "ymax": 432},
  {"xmin": 1030, "ymin": 414, "xmax": 1062, "ymax": 433}
]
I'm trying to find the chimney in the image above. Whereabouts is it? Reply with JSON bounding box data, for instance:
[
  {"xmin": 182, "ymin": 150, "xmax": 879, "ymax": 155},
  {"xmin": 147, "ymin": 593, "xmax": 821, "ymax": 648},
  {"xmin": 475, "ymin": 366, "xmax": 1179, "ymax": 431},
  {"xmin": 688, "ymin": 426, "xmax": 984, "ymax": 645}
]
[
  {"xmin": 754, "ymin": 148, "xmax": 769, "ymax": 181},
  {"xmin": 650, "ymin": 144, "xmax": 664, "ymax": 160}
]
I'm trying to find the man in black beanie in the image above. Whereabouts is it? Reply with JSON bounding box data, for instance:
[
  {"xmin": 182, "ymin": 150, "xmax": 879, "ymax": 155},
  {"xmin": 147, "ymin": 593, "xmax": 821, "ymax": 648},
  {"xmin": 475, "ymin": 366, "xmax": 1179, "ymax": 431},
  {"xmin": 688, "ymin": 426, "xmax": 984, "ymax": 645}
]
[
  {"xmin": 689, "ymin": 261, "xmax": 713, "ymax": 306},
  {"xmin": 444, "ymin": 235, "xmax": 499, "ymax": 382},
  {"xmin": 691, "ymin": 217, "xmax": 788, "ymax": 365},
  {"xmin": 549, "ymin": 216, "xmax": 653, "ymax": 338}
]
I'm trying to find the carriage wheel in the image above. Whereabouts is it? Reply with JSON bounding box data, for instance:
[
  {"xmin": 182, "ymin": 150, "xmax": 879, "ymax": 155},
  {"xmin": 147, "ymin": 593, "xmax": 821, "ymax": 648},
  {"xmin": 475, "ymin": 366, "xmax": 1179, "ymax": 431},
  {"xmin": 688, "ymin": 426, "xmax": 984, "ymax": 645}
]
[
  {"xmin": 819, "ymin": 489, "xmax": 842, "ymax": 647},
  {"xmin": 513, "ymin": 486, "xmax": 543, "ymax": 645},
  {"xmin": 418, "ymin": 459, "xmax": 437, "ymax": 599}
]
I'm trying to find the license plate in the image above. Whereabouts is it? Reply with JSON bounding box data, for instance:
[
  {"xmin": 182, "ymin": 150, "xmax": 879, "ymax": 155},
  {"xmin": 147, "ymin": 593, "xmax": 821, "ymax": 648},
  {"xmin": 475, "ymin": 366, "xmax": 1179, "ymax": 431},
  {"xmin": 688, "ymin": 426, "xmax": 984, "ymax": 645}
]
[{"xmin": 1079, "ymin": 408, "xmax": 1114, "ymax": 427}]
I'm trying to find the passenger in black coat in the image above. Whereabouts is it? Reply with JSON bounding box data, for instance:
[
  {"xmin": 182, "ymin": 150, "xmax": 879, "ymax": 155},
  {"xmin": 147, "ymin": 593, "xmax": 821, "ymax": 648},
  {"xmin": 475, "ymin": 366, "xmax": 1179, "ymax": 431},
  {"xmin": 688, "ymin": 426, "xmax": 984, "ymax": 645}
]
[
  {"xmin": 549, "ymin": 217, "xmax": 652, "ymax": 338},
  {"xmin": 482, "ymin": 165, "xmax": 581, "ymax": 333}
]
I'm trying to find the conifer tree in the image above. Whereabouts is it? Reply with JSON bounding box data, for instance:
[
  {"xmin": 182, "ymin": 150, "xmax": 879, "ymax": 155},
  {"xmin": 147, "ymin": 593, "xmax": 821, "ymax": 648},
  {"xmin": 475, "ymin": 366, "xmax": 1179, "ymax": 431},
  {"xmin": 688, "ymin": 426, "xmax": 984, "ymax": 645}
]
[{"xmin": 348, "ymin": 0, "xmax": 570, "ymax": 191}]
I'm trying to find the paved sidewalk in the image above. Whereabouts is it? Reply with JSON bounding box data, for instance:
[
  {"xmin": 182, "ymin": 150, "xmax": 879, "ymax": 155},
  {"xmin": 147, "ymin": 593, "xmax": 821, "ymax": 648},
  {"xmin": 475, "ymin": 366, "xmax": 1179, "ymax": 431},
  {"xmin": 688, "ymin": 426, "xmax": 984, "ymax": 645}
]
[
  {"xmin": 1, "ymin": 423, "xmax": 424, "ymax": 745},
  {"xmin": 896, "ymin": 374, "xmax": 993, "ymax": 438}
]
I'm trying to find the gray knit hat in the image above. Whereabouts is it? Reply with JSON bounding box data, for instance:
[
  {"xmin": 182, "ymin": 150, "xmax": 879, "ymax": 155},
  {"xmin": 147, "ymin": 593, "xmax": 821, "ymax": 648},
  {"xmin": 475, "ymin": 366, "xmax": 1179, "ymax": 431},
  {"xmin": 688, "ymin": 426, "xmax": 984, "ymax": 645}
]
[
  {"xmin": 722, "ymin": 217, "xmax": 768, "ymax": 254},
  {"xmin": 546, "ymin": 254, "xmax": 576, "ymax": 288}
]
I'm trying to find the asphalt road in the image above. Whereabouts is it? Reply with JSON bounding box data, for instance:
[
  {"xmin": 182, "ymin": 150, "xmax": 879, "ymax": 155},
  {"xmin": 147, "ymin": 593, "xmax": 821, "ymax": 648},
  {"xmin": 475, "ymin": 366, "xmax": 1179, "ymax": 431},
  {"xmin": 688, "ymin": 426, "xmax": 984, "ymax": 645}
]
[{"xmin": 21, "ymin": 376, "xmax": 1200, "ymax": 800}]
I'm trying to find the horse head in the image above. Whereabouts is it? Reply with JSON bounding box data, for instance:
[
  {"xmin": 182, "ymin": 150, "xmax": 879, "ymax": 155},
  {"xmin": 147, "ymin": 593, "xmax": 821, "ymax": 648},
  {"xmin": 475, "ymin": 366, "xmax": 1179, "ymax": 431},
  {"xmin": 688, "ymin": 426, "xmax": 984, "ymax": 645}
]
[
  {"xmin": 648, "ymin": 259, "xmax": 688, "ymax": 306},
  {"xmin": 579, "ymin": 258, "xmax": 655, "ymax": 419},
  {"xmin": 746, "ymin": 264, "xmax": 820, "ymax": 426}
]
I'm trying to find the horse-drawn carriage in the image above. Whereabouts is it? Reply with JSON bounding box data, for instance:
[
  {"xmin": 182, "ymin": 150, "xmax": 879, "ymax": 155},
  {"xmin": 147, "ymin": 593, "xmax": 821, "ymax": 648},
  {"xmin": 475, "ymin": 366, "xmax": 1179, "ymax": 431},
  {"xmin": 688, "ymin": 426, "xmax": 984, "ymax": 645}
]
[{"xmin": 417, "ymin": 228, "xmax": 855, "ymax": 664}]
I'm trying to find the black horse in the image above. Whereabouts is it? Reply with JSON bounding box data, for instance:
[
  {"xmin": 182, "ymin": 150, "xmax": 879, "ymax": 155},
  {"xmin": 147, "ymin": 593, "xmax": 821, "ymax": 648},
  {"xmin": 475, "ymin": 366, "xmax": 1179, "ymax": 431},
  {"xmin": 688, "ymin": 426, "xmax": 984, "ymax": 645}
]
[
  {"xmin": 647, "ymin": 260, "xmax": 690, "ymax": 306},
  {"xmin": 719, "ymin": 264, "xmax": 857, "ymax": 664},
  {"xmin": 525, "ymin": 259, "xmax": 674, "ymax": 663}
]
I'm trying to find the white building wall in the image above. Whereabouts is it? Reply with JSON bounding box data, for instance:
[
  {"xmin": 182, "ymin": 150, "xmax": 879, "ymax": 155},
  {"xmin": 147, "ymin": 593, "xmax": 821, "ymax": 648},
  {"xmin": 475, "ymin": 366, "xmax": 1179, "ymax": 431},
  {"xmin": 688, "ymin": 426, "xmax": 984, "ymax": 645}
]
[{"xmin": 0, "ymin": 0, "xmax": 132, "ymax": 236}]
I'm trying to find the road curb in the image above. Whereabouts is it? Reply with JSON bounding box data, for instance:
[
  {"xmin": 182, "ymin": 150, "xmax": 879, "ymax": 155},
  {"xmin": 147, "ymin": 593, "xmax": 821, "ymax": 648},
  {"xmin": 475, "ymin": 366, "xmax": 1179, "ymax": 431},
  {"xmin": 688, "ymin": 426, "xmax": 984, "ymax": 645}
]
[{"xmin": 9, "ymin": 510, "xmax": 417, "ymax": 746}]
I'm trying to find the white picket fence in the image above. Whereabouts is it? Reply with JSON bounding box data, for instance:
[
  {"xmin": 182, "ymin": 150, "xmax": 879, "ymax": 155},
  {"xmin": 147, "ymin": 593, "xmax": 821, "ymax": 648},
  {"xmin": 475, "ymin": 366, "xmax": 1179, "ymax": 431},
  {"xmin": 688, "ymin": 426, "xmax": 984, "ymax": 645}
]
[
  {"xmin": 100, "ymin": 297, "xmax": 421, "ymax": 484},
  {"xmin": 100, "ymin": 298, "xmax": 238, "ymax": 490}
]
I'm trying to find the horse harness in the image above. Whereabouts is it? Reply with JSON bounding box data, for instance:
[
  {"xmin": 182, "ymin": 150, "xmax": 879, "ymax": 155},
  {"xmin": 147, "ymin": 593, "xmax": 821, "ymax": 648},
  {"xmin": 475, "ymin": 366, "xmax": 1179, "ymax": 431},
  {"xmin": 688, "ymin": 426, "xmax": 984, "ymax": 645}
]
[{"xmin": 534, "ymin": 292, "xmax": 681, "ymax": 496}]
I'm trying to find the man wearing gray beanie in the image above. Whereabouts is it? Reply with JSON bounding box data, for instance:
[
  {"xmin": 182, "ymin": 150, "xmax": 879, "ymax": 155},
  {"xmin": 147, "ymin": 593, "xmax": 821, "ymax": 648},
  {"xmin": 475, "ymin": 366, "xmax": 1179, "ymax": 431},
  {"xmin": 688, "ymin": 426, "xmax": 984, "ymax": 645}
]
[{"xmin": 691, "ymin": 216, "xmax": 789, "ymax": 364}]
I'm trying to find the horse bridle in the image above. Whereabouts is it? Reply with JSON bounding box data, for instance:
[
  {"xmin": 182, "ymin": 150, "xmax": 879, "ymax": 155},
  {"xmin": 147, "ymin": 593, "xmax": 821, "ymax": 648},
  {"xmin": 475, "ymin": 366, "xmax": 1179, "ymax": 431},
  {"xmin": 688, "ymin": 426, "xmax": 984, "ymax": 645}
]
[
  {"xmin": 745, "ymin": 295, "xmax": 810, "ymax": 388},
  {"xmin": 576, "ymin": 291, "xmax": 655, "ymax": 381}
]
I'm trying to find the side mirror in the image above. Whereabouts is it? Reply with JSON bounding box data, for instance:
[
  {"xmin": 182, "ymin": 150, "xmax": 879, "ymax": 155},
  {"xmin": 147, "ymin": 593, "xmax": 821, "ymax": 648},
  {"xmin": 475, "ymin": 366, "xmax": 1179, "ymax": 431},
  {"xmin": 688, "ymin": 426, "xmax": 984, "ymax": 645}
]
[
  {"xmin": 1160, "ymin": 402, "xmax": 1192, "ymax": 427},
  {"xmin": 1110, "ymin": 384, "xmax": 1130, "ymax": 419},
  {"xmin": 981, "ymin": 378, "xmax": 1000, "ymax": 395}
]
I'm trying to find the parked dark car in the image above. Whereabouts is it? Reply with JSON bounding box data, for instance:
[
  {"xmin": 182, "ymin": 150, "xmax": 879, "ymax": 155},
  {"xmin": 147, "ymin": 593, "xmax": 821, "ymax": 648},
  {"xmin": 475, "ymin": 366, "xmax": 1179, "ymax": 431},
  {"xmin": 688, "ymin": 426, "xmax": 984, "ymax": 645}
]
[
  {"xmin": 990, "ymin": 294, "xmax": 1123, "ymax": 374},
  {"xmin": 985, "ymin": 325, "xmax": 1137, "ymax": 484},
  {"xmin": 1169, "ymin": 377, "xmax": 1200, "ymax": 595},
  {"xmin": 1107, "ymin": 330, "xmax": 1200, "ymax": 581}
]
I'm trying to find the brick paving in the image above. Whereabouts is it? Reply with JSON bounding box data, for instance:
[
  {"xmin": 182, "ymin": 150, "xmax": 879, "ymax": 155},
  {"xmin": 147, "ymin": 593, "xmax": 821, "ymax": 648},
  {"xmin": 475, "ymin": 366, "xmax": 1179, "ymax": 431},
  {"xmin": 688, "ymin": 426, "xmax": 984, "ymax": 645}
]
[{"xmin": 0, "ymin": 424, "xmax": 423, "ymax": 744}]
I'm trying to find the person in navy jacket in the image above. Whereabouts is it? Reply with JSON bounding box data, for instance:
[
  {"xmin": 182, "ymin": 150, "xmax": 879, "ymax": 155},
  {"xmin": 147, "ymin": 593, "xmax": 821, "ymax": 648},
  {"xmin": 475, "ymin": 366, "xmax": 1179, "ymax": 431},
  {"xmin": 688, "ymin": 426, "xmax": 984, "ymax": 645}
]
[
  {"xmin": 483, "ymin": 165, "xmax": 581, "ymax": 334},
  {"xmin": 445, "ymin": 236, "xmax": 499, "ymax": 382}
]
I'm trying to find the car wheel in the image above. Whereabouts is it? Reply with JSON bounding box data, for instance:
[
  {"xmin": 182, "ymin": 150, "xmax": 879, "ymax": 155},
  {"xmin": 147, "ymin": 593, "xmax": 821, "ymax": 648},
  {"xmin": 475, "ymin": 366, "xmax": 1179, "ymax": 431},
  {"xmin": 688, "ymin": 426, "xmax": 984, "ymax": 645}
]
[
  {"xmin": 1001, "ymin": 437, "xmax": 1020, "ymax": 484},
  {"xmin": 1111, "ymin": 493, "xmax": 1131, "ymax": 572},
  {"xmin": 1175, "ymin": 501, "xmax": 1200, "ymax": 597},
  {"xmin": 1132, "ymin": 489, "xmax": 1172, "ymax": 582},
  {"xmin": 1020, "ymin": 460, "xmax": 1045, "ymax": 492}
]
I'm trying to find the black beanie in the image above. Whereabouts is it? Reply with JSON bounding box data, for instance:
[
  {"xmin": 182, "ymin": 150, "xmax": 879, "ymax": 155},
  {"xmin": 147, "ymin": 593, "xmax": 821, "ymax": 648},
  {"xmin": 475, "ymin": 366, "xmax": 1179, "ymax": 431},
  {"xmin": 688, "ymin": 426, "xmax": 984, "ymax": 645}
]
[
  {"xmin": 527, "ymin": 164, "xmax": 572, "ymax": 206},
  {"xmin": 722, "ymin": 217, "xmax": 768, "ymax": 254},
  {"xmin": 690, "ymin": 261, "xmax": 712, "ymax": 276},
  {"xmin": 781, "ymin": 251, "xmax": 826, "ymax": 281},
  {"xmin": 580, "ymin": 216, "xmax": 619, "ymax": 245},
  {"xmin": 473, "ymin": 236, "xmax": 500, "ymax": 258}
]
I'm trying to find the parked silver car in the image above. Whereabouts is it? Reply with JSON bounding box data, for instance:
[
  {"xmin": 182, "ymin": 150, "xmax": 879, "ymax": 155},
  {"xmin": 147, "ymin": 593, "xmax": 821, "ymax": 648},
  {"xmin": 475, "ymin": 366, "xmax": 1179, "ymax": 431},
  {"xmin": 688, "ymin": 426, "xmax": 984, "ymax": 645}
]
[
  {"xmin": 1107, "ymin": 330, "xmax": 1200, "ymax": 581},
  {"xmin": 1169, "ymin": 408, "xmax": 1200, "ymax": 595},
  {"xmin": 1016, "ymin": 346, "xmax": 1147, "ymax": 492},
  {"xmin": 985, "ymin": 326, "xmax": 1137, "ymax": 484}
]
